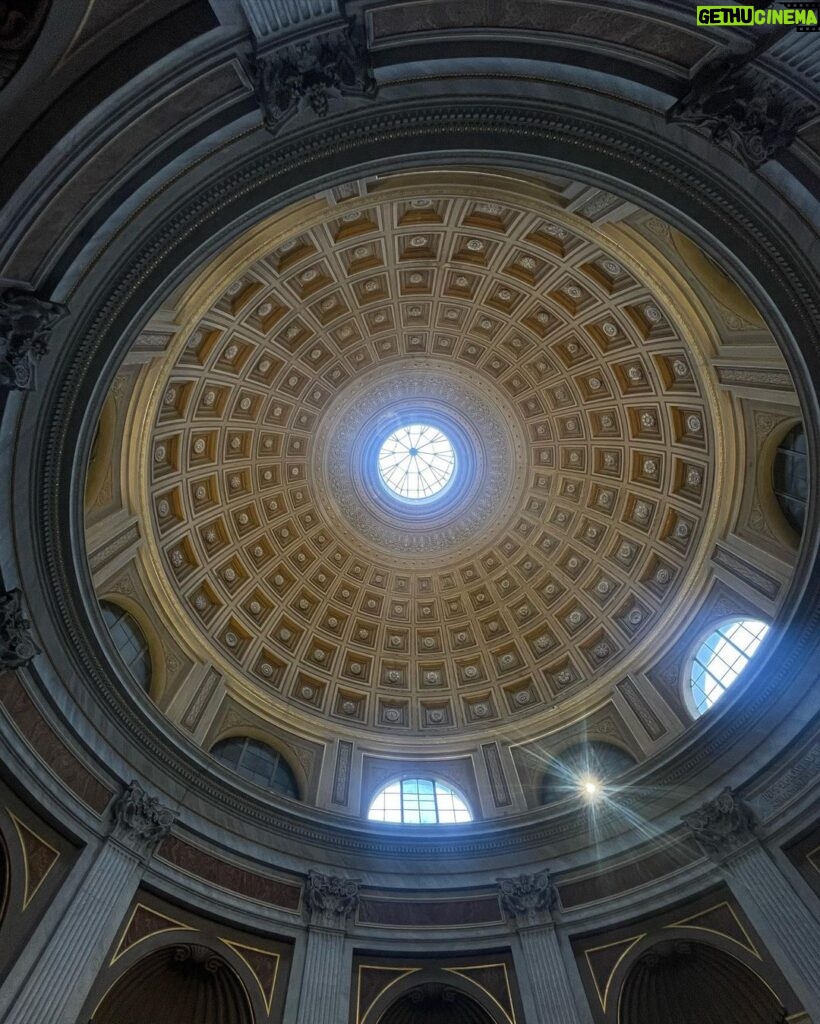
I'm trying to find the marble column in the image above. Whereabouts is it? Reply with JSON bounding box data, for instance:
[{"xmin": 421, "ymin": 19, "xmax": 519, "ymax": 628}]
[
  {"xmin": 684, "ymin": 787, "xmax": 820, "ymax": 1021},
  {"xmin": 499, "ymin": 873, "xmax": 585, "ymax": 1024},
  {"xmin": 294, "ymin": 871, "xmax": 359, "ymax": 1024},
  {"xmin": 0, "ymin": 781, "xmax": 175, "ymax": 1024}
]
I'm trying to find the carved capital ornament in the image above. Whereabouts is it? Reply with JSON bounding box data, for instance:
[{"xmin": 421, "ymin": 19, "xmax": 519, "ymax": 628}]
[
  {"xmin": 304, "ymin": 870, "xmax": 360, "ymax": 928},
  {"xmin": 682, "ymin": 786, "xmax": 756, "ymax": 860},
  {"xmin": 0, "ymin": 588, "xmax": 40, "ymax": 668},
  {"xmin": 668, "ymin": 57, "xmax": 814, "ymax": 170},
  {"xmin": 111, "ymin": 780, "xmax": 175, "ymax": 855},
  {"xmin": 498, "ymin": 871, "xmax": 557, "ymax": 926},
  {"xmin": 0, "ymin": 287, "xmax": 68, "ymax": 392},
  {"xmin": 252, "ymin": 19, "xmax": 376, "ymax": 134}
]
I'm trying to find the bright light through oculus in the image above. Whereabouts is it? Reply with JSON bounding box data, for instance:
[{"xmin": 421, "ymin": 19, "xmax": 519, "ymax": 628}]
[{"xmin": 378, "ymin": 423, "xmax": 455, "ymax": 500}]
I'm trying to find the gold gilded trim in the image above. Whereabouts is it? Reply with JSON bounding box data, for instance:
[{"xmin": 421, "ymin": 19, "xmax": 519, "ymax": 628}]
[
  {"xmin": 220, "ymin": 937, "xmax": 280, "ymax": 1014},
  {"xmin": 664, "ymin": 900, "xmax": 761, "ymax": 958},
  {"xmin": 357, "ymin": 965, "xmax": 422, "ymax": 1024},
  {"xmin": 584, "ymin": 933, "xmax": 646, "ymax": 1011},
  {"xmin": 110, "ymin": 902, "xmax": 196, "ymax": 964},
  {"xmin": 9, "ymin": 812, "xmax": 59, "ymax": 910},
  {"xmin": 444, "ymin": 963, "xmax": 516, "ymax": 1024}
]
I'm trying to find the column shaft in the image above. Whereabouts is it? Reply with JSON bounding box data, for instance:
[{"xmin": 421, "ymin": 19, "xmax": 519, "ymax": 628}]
[
  {"xmin": 295, "ymin": 927, "xmax": 349, "ymax": 1024},
  {"xmin": 1, "ymin": 839, "xmax": 142, "ymax": 1024},
  {"xmin": 517, "ymin": 924, "xmax": 584, "ymax": 1024},
  {"xmin": 726, "ymin": 843, "xmax": 820, "ymax": 1019}
]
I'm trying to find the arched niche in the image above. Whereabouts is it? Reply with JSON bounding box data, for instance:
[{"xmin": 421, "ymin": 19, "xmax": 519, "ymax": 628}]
[
  {"xmin": 619, "ymin": 940, "xmax": 787, "ymax": 1024},
  {"xmin": 379, "ymin": 982, "xmax": 496, "ymax": 1024},
  {"xmin": 362, "ymin": 966, "xmax": 514, "ymax": 1024},
  {"xmin": 92, "ymin": 944, "xmax": 253, "ymax": 1024}
]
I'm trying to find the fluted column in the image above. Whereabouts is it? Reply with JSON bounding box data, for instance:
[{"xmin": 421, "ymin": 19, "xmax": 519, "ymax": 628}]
[
  {"xmin": 0, "ymin": 781, "xmax": 174, "ymax": 1024},
  {"xmin": 295, "ymin": 871, "xmax": 359, "ymax": 1024},
  {"xmin": 684, "ymin": 788, "xmax": 820, "ymax": 1020},
  {"xmin": 499, "ymin": 873, "xmax": 584, "ymax": 1024}
]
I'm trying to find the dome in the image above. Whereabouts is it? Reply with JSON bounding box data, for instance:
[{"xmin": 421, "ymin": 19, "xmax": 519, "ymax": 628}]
[{"xmin": 1, "ymin": 5, "xmax": 818, "ymax": 1024}]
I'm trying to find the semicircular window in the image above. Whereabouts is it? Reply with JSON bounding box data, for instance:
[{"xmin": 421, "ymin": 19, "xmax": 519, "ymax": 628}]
[
  {"xmin": 772, "ymin": 424, "xmax": 808, "ymax": 535},
  {"xmin": 211, "ymin": 737, "xmax": 299, "ymax": 799},
  {"xmin": 100, "ymin": 601, "xmax": 152, "ymax": 691},
  {"xmin": 541, "ymin": 742, "xmax": 637, "ymax": 804},
  {"xmin": 690, "ymin": 619, "xmax": 769, "ymax": 715},
  {"xmin": 368, "ymin": 778, "xmax": 472, "ymax": 824}
]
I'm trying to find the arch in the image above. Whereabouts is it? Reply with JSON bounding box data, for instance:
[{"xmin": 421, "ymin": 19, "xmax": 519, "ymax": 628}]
[
  {"xmin": 210, "ymin": 735, "xmax": 300, "ymax": 800},
  {"xmin": 541, "ymin": 742, "xmax": 637, "ymax": 804},
  {"xmin": 619, "ymin": 939, "xmax": 786, "ymax": 1024},
  {"xmin": 379, "ymin": 983, "xmax": 495, "ymax": 1024},
  {"xmin": 92, "ymin": 944, "xmax": 253, "ymax": 1024},
  {"xmin": 367, "ymin": 777, "xmax": 472, "ymax": 824},
  {"xmin": 683, "ymin": 617, "xmax": 770, "ymax": 717}
]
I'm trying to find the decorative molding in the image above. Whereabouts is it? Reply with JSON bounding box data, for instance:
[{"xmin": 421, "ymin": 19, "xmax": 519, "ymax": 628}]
[
  {"xmin": 682, "ymin": 787, "xmax": 756, "ymax": 861},
  {"xmin": 88, "ymin": 522, "xmax": 141, "ymax": 575},
  {"xmin": 0, "ymin": 287, "xmax": 68, "ymax": 392},
  {"xmin": 712, "ymin": 543, "xmax": 781, "ymax": 600},
  {"xmin": 252, "ymin": 19, "xmax": 376, "ymax": 134},
  {"xmin": 482, "ymin": 743, "xmax": 512, "ymax": 807},
  {"xmin": 304, "ymin": 870, "xmax": 359, "ymax": 929},
  {"xmin": 332, "ymin": 740, "xmax": 353, "ymax": 805},
  {"xmin": 668, "ymin": 57, "xmax": 815, "ymax": 170},
  {"xmin": 498, "ymin": 871, "xmax": 557, "ymax": 926},
  {"xmin": 0, "ymin": 589, "xmax": 40, "ymax": 668},
  {"xmin": 616, "ymin": 677, "xmax": 666, "ymax": 741},
  {"xmin": 755, "ymin": 740, "xmax": 820, "ymax": 821},
  {"xmin": 716, "ymin": 365, "xmax": 794, "ymax": 391},
  {"xmin": 181, "ymin": 669, "xmax": 220, "ymax": 732},
  {"xmin": 111, "ymin": 780, "xmax": 175, "ymax": 857}
]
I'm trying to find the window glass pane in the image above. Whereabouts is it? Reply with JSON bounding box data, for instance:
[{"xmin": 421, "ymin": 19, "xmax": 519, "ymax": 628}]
[
  {"xmin": 211, "ymin": 737, "xmax": 298, "ymax": 799},
  {"xmin": 100, "ymin": 601, "xmax": 152, "ymax": 691},
  {"xmin": 690, "ymin": 619, "xmax": 769, "ymax": 713},
  {"xmin": 367, "ymin": 778, "xmax": 472, "ymax": 824}
]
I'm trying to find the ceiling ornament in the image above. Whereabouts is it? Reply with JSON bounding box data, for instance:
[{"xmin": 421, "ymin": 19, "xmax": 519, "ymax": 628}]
[{"xmin": 113, "ymin": 179, "xmax": 732, "ymax": 739}]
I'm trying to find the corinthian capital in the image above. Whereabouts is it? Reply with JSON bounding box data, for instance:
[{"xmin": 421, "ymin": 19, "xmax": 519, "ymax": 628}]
[
  {"xmin": 305, "ymin": 870, "xmax": 360, "ymax": 929},
  {"xmin": 682, "ymin": 787, "xmax": 756, "ymax": 861},
  {"xmin": 0, "ymin": 588, "xmax": 40, "ymax": 668},
  {"xmin": 499, "ymin": 871, "xmax": 557, "ymax": 926},
  {"xmin": 0, "ymin": 287, "xmax": 68, "ymax": 392},
  {"xmin": 111, "ymin": 780, "xmax": 175, "ymax": 857}
]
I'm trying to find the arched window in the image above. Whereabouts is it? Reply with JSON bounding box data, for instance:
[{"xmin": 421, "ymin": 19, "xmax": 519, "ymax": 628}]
[
  {"xmin": 541, "ymin": 742, "xmax": 636, "ymax": 804},
  {"xmin": 772, "ymin": 423, "xmax": 808, "ymax": 535},
  {"xmin": 100, "ymin": 601, "xmax": 152, "ymax": 691},
  {"xmin": 210, "ymin": 737, "xmax": 299, "ymax": 799},
  {"xmin": 690, "ymin": 619, "xmax": 769, "ymax": 715},
  {"xmin": 368, "ymin": 778, "xmax": 472, "ymax": 824}
]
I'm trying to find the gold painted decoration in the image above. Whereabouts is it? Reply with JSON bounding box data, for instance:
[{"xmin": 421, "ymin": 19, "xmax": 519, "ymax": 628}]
[
  {"xmin": 583, "ymin": 933, "xmax": 646, "ymax": 1011},
  {"xmin": 356, "ymin": 965, "xmax": 422, "ymax": 1024},
  {"xmin": 444, "ymin": 963, "xmax": 516, "ymax": 1023},
  {"xmin": 220, "ymin": 938, "xmax": 280, "ymax": 1014},
  {"xmin": 111, "ymin": 902, "xmax": 195, "ymax": 963},
  {"xmin": 10, "ymin": 812, "xmax": 59, "ymax": 910},
  {"xmin": 665, "ymin": 901, "xmax": 760, "ymax": 957}
]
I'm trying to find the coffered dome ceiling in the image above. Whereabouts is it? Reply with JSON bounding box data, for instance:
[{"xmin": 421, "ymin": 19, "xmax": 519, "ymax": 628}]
[{"xmin": 93, "ymin": 169, "xmax": 786, "ymax": 747}]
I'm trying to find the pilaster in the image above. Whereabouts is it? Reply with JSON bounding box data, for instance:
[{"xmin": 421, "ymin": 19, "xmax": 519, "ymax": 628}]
[
  {"xmin": 684, "ymin": 787, "xmax": 820, "ymax": 1020},
  {"xmin": 0, "ymin": 781, "xmax": 175, "ymax": 1024}
]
